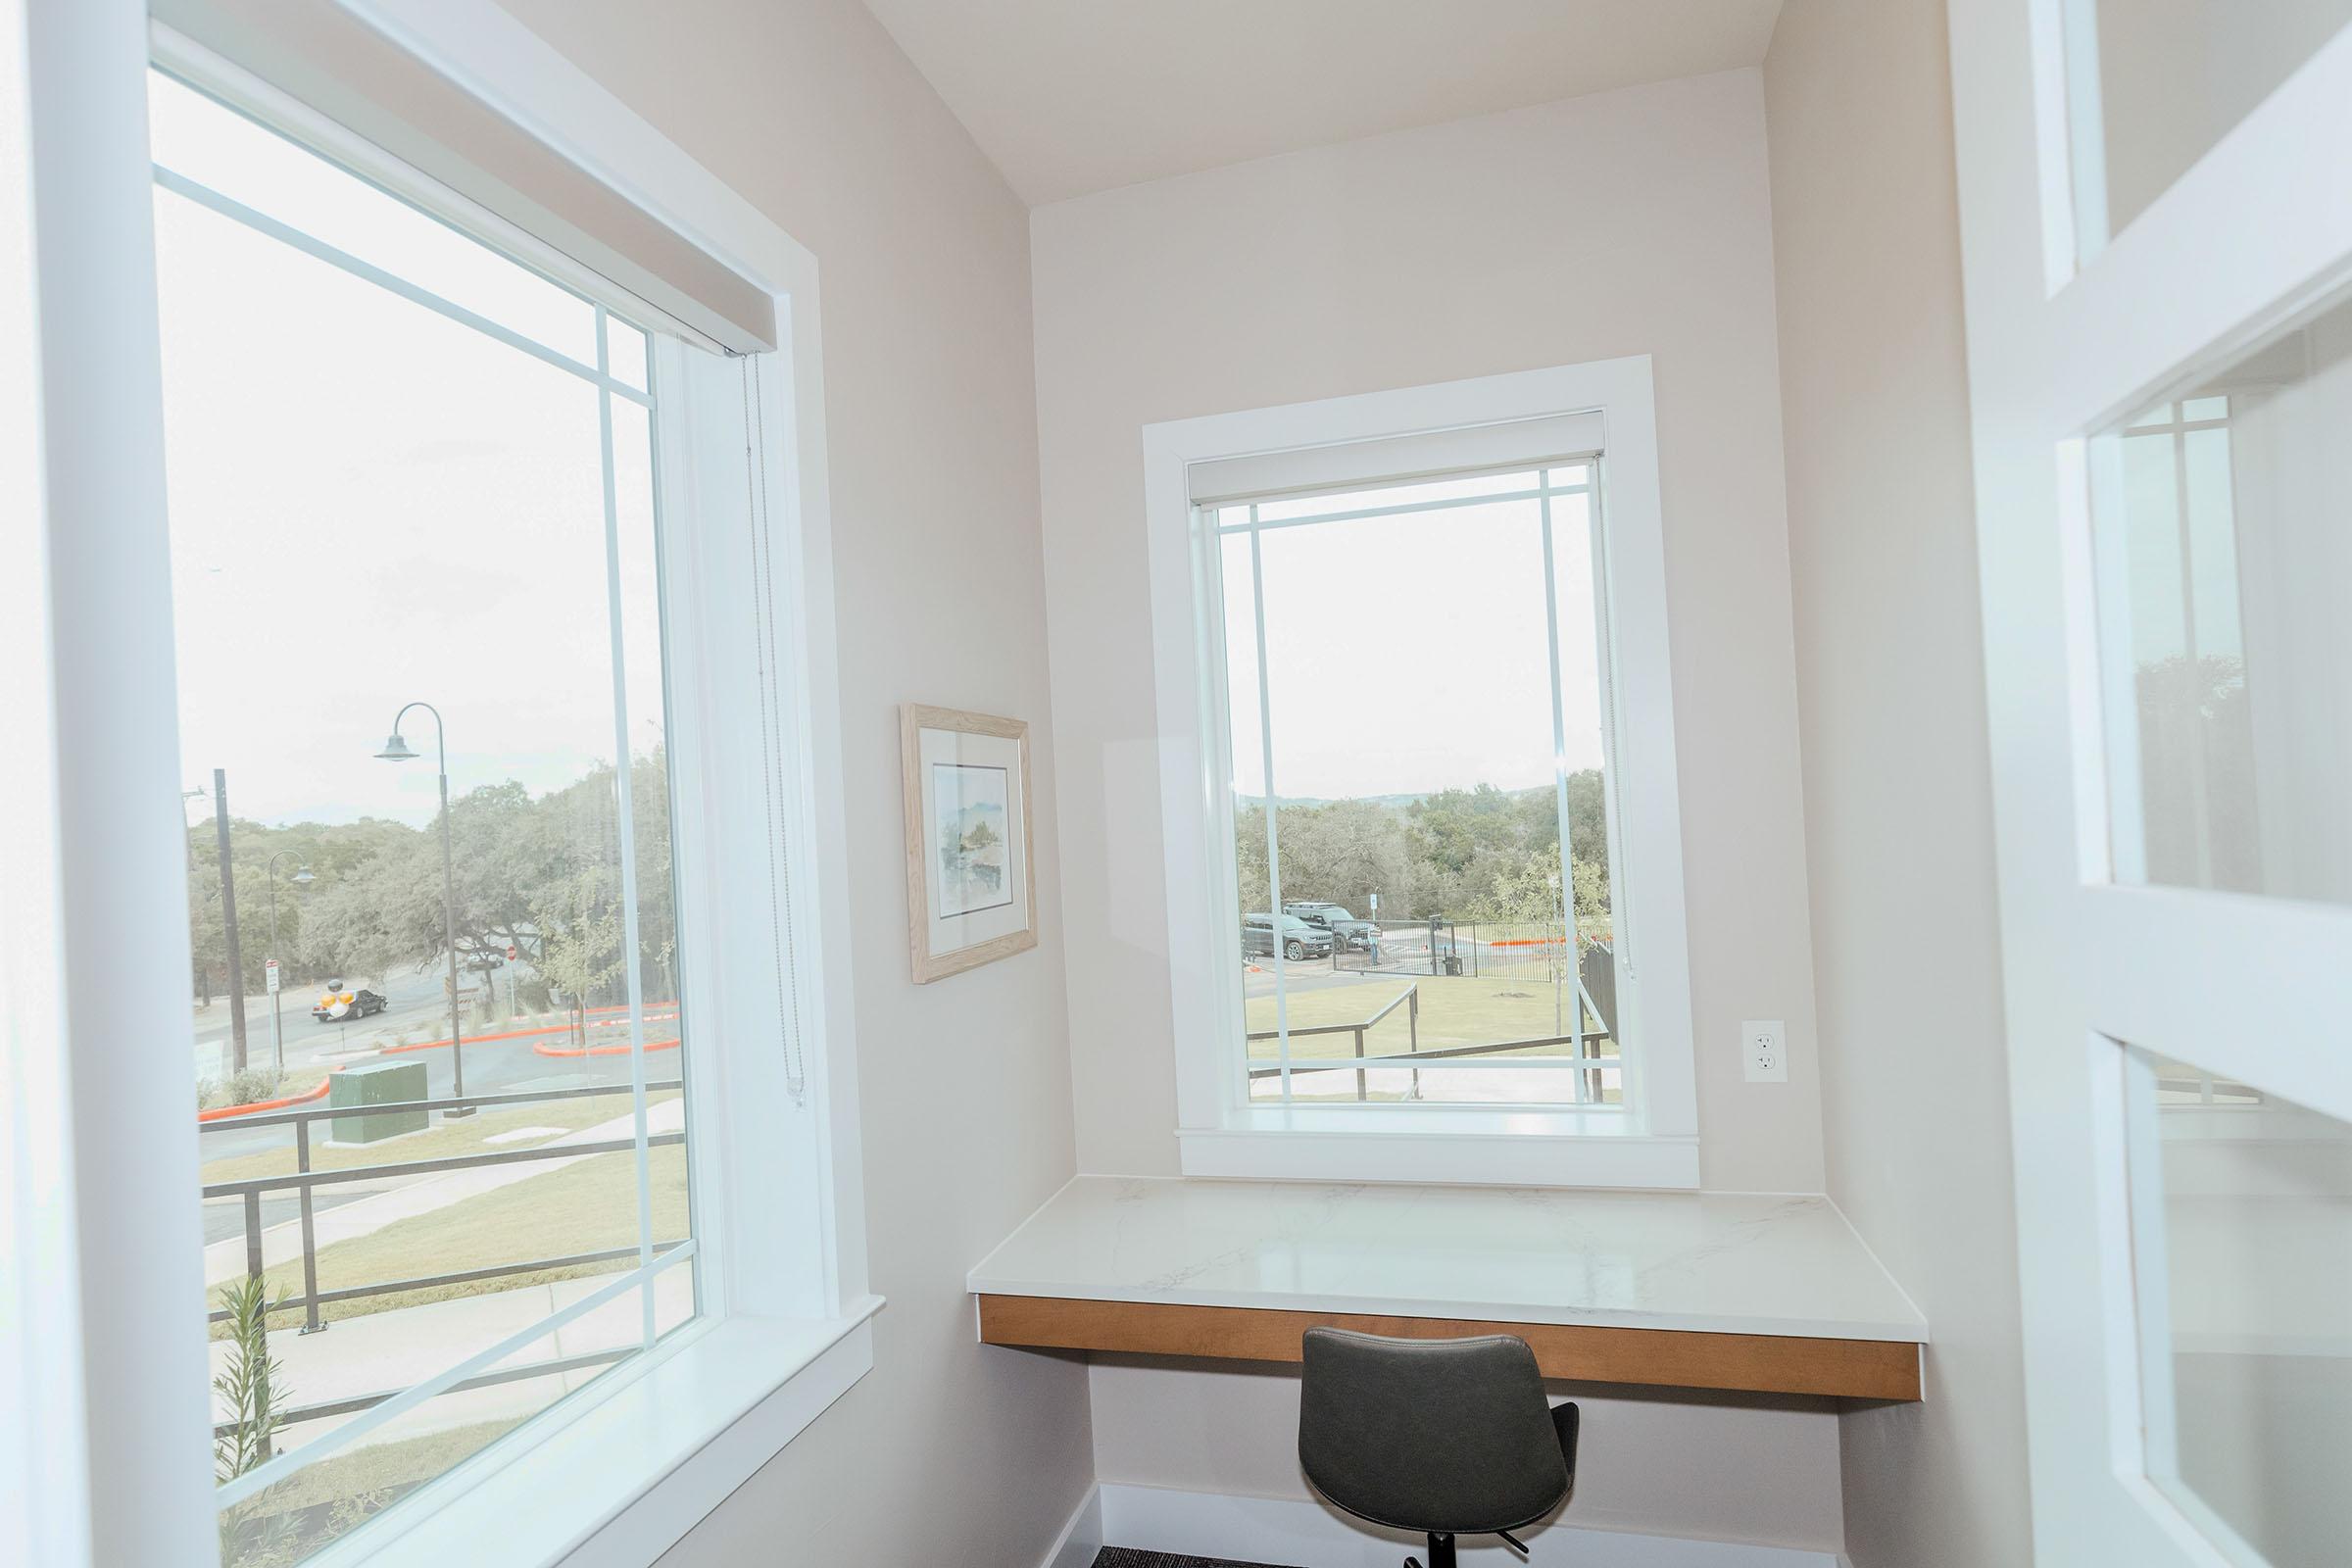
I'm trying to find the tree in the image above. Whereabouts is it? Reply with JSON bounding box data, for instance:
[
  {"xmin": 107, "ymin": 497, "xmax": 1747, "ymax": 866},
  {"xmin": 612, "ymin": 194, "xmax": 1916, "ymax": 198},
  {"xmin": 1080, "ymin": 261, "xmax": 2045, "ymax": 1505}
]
[
  {"xmin": 533, "ymin": 862, "xmax": 626, "ymax": 1050},
  {"xmin": 1226, "ymin": 775, "xmax": 1612, "ymax": 927}
]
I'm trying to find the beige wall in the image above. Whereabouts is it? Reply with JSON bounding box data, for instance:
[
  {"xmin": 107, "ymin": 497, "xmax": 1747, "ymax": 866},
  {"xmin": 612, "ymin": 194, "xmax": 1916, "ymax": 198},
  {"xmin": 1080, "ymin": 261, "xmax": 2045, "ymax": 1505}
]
[
  {"xmin": 1031, "ymin": 69, "xmax": 1842, "ymax": 1549},
  {"xmin": 1761, "ymin": 4, "xmax": 2032, "ymax": 1565},
  {"xmin": 1033, "ymin": 67, "xmax": 1827, "ymax": 1197},
  {"xmin": 488, "ymin": 3, "xmax": 1092, "ymax": 1564}
]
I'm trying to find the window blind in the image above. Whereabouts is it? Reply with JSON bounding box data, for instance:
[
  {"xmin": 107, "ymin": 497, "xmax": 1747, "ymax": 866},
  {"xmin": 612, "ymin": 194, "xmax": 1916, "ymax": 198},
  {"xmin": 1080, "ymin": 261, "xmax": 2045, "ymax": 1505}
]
[
  {"xmin": 1186, "ymin": 411, "xmax": 1604, "ymax": 507},
  {"xmin": 153, "ymin": 0, "xmax": 777, "ymax": 353}
]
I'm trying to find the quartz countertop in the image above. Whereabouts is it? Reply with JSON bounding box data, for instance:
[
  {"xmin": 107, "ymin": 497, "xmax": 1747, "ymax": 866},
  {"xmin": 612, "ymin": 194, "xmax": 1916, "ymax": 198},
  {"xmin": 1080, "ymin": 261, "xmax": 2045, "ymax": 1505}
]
[{"xmin": 968, "ymin": 1176, "xmax": 1927, "ymax": 1343}]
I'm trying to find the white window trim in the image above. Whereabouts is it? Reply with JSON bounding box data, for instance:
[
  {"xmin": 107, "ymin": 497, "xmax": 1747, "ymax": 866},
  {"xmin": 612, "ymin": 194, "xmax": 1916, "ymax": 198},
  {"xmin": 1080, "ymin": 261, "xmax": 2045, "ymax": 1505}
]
[
  {"xmin": 10, "ymin": 3, "xmax": 875, "ymax": 1565},
  {"xmin": 1142, "ymin": 358, "xmax": 1700, "ymax": 1189}
]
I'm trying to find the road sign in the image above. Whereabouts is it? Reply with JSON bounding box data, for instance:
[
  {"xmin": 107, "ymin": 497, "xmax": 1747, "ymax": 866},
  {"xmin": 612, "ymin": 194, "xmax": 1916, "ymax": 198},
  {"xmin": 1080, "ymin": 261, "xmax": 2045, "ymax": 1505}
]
[
  {"xmin": 265, "ymin": 958, "xmax": 280, "ymax": 995},
  {"xmin": 505, "ymin": 945, "xmax": 518, "ymax": 960}
]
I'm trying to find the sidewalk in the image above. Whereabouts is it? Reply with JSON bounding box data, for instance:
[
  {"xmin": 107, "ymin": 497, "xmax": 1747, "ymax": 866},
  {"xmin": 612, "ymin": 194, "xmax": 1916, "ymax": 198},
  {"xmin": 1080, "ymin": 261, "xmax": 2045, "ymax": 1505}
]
[{"xmin": 221, "ymin": 1265, "xmax": 695, "ymax": 1448}]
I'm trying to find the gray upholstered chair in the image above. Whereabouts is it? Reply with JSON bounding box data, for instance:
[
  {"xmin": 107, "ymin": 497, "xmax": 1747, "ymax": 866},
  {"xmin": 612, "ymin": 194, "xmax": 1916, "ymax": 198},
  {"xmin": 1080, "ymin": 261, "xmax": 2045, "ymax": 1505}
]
[{"xmin": 1298, "ymin": 1327, "xmax": 1580, "ymax": 1568}]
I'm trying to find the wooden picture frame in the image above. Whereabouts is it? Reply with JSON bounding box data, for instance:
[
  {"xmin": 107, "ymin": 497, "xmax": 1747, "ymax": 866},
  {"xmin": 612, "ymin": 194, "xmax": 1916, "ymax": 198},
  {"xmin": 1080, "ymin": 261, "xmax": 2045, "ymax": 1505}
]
[{"xmin": 900, "ymin": 705, "xmax": 1039, "ymax": 982}]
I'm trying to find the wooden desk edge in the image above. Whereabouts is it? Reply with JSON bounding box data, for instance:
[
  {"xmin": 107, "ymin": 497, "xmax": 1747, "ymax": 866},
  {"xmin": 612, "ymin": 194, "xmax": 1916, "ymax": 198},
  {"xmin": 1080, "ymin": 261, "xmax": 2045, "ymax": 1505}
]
[{"xmin": 975, "ymin": 1293, "xmax": 1922, "ymax": 1402}]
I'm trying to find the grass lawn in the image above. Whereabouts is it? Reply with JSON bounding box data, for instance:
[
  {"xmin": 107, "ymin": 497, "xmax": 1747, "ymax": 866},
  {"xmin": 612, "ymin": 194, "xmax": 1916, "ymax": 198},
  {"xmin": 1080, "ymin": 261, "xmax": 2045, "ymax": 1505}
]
[
  {"xmin": 1243, "ymin": 973, "xmax": 1615, "ymax": 1062},
  {"xmin": 1242, "ymin": 970, "xmax": 1622, "ymax": 1105},
  {"xmin": 226, "ymin": 1139, "xmax": 689, "ymax": 1336}
]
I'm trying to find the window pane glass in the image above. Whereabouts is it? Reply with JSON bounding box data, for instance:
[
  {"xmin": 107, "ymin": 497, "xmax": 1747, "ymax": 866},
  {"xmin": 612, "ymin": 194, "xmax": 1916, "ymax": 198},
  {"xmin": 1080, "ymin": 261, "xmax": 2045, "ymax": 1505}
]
[
  {"xmin": 2126, "ymin": 1048, "xmax": 2352, "ymax": 1566},
  {"xmin": 2094, "ymin": 289, "xmax": 2352, "ymax": 902},
  {"xmin": 154, "ymin": 68, "xmax": 696, "ymax": 1562},
  {"xmin": 607, "ymin": 315, "xmax": 651, "ymax": 392},
  {"xmin": 2073, "ymin": 2, "xmax": 2352, "ymax": 250},
  {"xmin": 1218, "ymin": 470, "xmax": 1621, "ymax": 1109}
]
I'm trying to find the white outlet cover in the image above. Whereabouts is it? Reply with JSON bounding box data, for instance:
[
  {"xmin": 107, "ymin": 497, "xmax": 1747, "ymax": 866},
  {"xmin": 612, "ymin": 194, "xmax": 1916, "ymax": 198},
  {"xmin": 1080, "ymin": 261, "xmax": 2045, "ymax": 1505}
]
[{"xmin": 1740, "ymin": 1018, "xmax": 1788, "ymax": 1083}]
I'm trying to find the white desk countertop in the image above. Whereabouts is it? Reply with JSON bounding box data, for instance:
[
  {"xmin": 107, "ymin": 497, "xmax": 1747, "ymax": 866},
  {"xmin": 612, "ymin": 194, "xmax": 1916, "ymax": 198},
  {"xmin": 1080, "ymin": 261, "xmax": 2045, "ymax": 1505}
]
[{"xmin": 968, "ymin": 1176, "xmax": 1927, "ymax": 1344}]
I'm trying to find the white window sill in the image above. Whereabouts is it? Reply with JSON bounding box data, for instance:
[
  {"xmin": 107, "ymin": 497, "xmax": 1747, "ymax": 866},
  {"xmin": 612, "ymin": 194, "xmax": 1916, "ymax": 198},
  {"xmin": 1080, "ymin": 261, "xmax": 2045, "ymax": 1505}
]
[
  {"xmin": 1178, "ymin": 1106, "xmax": 1700, "ymax": 1188},
  {"xmin": 320, "ymin": 1298, "xmax": 884, "ymax": 1568}
]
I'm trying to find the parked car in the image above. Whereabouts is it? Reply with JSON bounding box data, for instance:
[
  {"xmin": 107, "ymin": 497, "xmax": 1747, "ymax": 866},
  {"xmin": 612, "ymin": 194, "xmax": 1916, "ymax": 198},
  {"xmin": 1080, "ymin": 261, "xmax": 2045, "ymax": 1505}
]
[
  {"xmin": 1282, "ymin": 901, "xmax": 1379, "ymax": 952},
  {"xmin": 1243, "ymin": 912, "xmax": 1334, "ymax": 961},
  {"xmin": 312, "ymin": 982, "xmax": 388, "ymax": 1023}
]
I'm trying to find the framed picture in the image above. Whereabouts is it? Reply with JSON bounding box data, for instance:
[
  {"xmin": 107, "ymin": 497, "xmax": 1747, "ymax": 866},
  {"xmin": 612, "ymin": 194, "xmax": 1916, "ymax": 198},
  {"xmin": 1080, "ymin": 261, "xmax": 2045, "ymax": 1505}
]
[{"xmin": 900, "ymin": 704, "xmax": 1038, "ymax": 982}]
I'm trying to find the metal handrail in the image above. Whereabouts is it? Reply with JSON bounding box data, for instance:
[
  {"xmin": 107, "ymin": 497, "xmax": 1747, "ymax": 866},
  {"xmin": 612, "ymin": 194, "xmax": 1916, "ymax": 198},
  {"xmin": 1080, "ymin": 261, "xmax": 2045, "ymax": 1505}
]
[
  {"xmin": 206, "ymin": 1077, "xmax": 681, "ymax": 1132},
  {"xmin": 200, "ymin": 1077, "xmax": 686, "ymax": 1335},
  {"xmin": 204, "ymin": 1130, "xmax": 682, "ymax": 1199},
  {"xmin": 1245, "ymin": 985, "xmax": 1421, "ymax": 1101},
  {"xmin": 1246, "ymin": 1030, "xmax": 1616, "ymax": 1076},
  {"xmin": 211, "ymin": 1345, "xmax": 639, "ymax": 1439}
]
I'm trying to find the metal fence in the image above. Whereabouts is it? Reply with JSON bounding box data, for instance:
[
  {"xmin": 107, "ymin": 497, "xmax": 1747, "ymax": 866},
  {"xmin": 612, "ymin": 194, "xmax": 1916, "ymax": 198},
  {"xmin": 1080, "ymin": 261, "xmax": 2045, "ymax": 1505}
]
[
  {"xmin": 1244, "ymin": 979, "xmax": 1617, "ymax": 1102},
  {"xmin": 200, "ymin": 1078, "xmax": 685, "ymax": 1437},
  {"xmin": 1324, "ymin": 919, "xmax": 1591, "ymax": 982}
]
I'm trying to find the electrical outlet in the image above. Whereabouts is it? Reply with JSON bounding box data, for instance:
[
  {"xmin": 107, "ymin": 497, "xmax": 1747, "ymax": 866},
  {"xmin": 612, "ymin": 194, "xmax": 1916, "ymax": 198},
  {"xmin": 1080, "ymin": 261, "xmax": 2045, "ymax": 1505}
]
[{"xmin": 1741, "ymin": 1018, "xmax": 1788, "ymax": 1083}]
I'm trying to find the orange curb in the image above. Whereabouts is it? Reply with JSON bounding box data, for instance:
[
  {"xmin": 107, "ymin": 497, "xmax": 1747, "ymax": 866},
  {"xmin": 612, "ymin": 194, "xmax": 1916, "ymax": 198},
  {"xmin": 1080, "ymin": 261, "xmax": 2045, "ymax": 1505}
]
[
  {"xmin": 381, "ymin": 1010, "xmax": 678, "ymax": 1054},
  {"xmin": 197, "ymin": 1073, "xmax": 333, "ymax": 1122},
  {"xmin": 532, "ymin": 1036, "xmax": 682, "ymax": 1058}
]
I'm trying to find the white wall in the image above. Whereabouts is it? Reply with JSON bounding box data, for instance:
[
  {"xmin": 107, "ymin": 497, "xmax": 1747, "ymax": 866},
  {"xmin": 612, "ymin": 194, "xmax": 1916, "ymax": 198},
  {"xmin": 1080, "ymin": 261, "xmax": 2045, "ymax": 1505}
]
[
  {"xmin": 1031, "ymin": 69, "xmax": 1841, "ymax": 1551},
  {"xmin": 1760, "ymin": 4, "xmax": 2033, "ymax": 1565},
  {"xmin": 486, "ymin": 4, "xmax": 1093, "ymax": 1564},
  {"xmin": 1033, "ymin": 66, "xmax": 1827, "ymax": 1198}
]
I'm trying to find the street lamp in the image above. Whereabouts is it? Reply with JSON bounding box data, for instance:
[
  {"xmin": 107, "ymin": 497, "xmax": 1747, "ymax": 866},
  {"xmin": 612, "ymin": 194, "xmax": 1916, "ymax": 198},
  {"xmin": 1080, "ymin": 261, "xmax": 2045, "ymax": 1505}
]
[
  {"xmin": 377, "ymin": 701, "xmax": 470, "ymax": 1115},
  {"xmin": 265, "ymin": 852, "xmax": 314, "ymax": 1076}
]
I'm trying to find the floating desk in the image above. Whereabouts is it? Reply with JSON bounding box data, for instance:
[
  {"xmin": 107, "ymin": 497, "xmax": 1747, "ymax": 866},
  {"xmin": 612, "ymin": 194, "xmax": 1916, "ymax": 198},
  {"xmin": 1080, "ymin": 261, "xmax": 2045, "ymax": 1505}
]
[{"xmin": 968, "ymin": 1177, "xmax": 1926, "ymax": 1401}]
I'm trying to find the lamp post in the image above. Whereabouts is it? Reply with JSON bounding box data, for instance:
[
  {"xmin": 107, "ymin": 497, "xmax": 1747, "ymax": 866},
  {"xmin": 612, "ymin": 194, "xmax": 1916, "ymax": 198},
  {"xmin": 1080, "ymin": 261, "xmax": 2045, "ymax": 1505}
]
[
  {"xmin": 377, "ymin": 702, "xmax": 470, "ymax": 1115},
  {"xmin": 266, "ymin": 852, "xmax": 314, "ymax": 1076},
  {"xmin": 211, "ymin": 769, "xmax": 250, "ymax": 1075}
]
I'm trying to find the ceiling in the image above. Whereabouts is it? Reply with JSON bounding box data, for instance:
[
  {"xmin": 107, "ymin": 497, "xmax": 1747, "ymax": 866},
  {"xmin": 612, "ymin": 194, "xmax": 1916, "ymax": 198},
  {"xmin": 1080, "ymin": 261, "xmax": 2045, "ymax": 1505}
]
[{"xmin": 858, "ymin": 0, "xmax": 1786, "ymax": 207}]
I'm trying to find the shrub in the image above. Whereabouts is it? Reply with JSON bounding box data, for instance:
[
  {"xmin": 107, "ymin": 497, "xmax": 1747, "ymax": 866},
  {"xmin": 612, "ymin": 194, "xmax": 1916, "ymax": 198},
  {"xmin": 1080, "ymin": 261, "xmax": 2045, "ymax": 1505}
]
[{"xmin": 196, "ymin": 1066, "xmax": 288, "ymax": 1112}]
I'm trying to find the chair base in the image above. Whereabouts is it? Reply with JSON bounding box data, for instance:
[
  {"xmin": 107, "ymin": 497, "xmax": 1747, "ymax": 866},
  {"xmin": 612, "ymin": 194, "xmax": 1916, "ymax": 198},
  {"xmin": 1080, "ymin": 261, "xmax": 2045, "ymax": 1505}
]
[{"xmin": 1406, "ymin": 1533, "xmax": 1456, "ymax": 1568}]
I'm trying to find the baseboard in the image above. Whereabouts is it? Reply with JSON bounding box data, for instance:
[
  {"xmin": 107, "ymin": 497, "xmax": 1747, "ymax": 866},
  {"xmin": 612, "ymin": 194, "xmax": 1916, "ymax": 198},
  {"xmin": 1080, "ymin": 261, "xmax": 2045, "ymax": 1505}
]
[
  {"xmin": 1093, "ymin": 1482, "xmax": 1840, "ymax": 1568},
  {"xmin": 1039, "ymin": 1485, "xmax": 1105, "ymax": 1568}
]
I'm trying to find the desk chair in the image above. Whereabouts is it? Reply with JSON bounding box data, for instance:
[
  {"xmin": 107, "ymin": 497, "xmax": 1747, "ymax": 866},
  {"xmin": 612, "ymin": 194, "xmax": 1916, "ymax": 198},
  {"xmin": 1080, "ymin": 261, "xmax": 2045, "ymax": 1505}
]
[{"xmin": 1298, "ymin": 1327, "xmax": 1579, "ymax": 1568}]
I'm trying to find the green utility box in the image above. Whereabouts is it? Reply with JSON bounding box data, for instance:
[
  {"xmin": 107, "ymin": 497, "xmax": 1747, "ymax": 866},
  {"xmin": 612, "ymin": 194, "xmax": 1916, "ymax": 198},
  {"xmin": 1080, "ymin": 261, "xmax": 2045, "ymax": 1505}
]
[{"xmin": 326, "ymin": 1059, "xmax": 428, "ymax": 1146}]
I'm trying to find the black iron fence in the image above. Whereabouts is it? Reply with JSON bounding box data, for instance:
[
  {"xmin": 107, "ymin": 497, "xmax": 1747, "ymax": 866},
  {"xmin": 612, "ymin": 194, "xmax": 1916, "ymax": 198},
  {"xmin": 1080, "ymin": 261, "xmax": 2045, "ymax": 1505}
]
[{"xmin": 200, "ymin": 1079, "xmax": 685, "ymax": 1437}]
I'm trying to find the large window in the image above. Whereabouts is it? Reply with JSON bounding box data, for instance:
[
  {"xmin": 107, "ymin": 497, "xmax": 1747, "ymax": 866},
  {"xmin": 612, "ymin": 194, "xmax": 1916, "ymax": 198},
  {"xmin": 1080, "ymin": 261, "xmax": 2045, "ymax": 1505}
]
[
  {"xmin": 1211, "ymin": 465, "xmax": 1625, "ymax": 1110},
  {"xmin": 152, "ymin": 64, "xmax": 702, "ymax": 1565},
  {"xmin": 1147, "ymin": 361, "xmax": 1699, "ymax": 1187},
  {"xmin": 11, "ymin": 13, "xmax": 867, "ymax": 1566}
]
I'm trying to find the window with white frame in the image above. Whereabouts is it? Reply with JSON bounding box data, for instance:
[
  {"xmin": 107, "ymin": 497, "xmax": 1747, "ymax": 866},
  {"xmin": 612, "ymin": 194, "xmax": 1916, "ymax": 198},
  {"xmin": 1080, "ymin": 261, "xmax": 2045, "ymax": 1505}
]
[
  {"xmin": 1149, "ymin": 363, "xmax": 1700, "ymax": 1188},
  {"xmin": 142, "ymin": 38, "xmax": 858, "ymax": 1566},
  {"xmin": 1210, "ymin": 464, "xmax": 1625, "ymax": 1109}
]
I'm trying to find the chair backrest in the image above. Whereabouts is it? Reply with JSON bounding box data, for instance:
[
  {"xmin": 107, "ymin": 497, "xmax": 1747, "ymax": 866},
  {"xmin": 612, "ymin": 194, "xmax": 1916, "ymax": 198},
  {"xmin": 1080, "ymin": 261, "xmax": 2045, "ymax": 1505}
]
[{"xmin": 1298, "ymin": 1328, "xmax": 1569, "ymax": 1537}]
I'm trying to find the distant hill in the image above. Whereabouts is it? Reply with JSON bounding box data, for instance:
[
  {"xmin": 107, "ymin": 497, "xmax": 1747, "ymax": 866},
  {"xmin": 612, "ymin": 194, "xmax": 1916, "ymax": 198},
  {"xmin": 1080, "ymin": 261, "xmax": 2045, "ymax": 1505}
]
[{"xmin": 1236, "ymin": 783, "xmax": 1552, "ymax": 811}]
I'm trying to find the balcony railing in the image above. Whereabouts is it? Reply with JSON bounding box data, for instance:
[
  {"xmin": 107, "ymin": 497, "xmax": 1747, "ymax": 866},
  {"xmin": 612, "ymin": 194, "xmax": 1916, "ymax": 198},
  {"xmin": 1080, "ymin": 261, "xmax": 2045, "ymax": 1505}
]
[{"xmin": 200, "ymin": 1079, "xmax": 686, "ymax": 1437}]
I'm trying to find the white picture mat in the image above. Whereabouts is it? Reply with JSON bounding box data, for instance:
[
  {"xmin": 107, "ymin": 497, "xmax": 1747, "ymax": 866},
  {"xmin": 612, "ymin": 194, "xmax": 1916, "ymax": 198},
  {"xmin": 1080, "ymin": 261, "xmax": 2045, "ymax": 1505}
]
[{"xmin": 917, "ymin": 724, "xmax": 1030, "ymax": 955}]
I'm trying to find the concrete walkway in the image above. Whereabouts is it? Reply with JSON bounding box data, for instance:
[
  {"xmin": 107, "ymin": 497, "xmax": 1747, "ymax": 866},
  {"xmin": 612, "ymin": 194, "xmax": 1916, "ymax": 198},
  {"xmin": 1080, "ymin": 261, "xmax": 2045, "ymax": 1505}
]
[{"xmin": 220, "ymin": 1266, "xmax": 695, "ymax": 1449}]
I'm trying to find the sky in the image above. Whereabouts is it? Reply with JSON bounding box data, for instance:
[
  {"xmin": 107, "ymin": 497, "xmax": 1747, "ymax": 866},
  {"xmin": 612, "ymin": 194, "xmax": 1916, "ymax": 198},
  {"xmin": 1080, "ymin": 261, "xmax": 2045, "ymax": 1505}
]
[
  {"xmin": 148, "ymin": 68, "xmax": 1605, "ymax": 829},
  {"xmin": 1218, "ymin": 473, "xmax": 1609, "ymax": 803},
  {"xmin": 149, "ymin": 72, "xmax": 669, "ymax": 830}
]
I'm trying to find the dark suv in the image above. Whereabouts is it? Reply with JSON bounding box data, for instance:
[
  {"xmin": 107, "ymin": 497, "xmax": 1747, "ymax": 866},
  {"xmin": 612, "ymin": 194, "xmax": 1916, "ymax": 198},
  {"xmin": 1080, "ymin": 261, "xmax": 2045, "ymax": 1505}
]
[
  {"xmin": 1282, "ymin": 901, "xmax": 1378, "ymax": 952},
  {"xmin": 1243, "ymin": 912, "xmax": 1334, "ymax": 960}
]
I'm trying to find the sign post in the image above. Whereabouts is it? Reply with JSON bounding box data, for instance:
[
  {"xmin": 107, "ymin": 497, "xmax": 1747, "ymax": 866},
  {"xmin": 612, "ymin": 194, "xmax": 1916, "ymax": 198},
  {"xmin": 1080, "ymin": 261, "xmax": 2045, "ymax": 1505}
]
[{"xmin": 265, "ymin": 957, "xmax": 283, "ymax": 1074}]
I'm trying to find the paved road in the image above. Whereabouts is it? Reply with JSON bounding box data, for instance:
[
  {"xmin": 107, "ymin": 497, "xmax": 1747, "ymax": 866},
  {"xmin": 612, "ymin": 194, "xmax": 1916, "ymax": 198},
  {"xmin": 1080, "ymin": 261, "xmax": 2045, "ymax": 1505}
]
[{"xmin": 191, "ymin": 968, "xmax": 476, "ymax": 1080}]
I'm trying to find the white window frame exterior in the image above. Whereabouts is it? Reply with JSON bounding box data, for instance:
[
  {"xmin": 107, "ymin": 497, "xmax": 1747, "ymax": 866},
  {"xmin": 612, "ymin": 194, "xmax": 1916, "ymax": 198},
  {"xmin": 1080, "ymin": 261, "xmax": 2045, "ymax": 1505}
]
[
  {"xmin": 1143, "ymin": 359, "xmax": 1701, "ymax": 1189},
  {"xmin": 5, "ymin": 4, "xmax": 875, "ymax": 1567},
  {"xmin": 1952, "ymin": 3, "xmax": 2352, "ymax": 1565}
]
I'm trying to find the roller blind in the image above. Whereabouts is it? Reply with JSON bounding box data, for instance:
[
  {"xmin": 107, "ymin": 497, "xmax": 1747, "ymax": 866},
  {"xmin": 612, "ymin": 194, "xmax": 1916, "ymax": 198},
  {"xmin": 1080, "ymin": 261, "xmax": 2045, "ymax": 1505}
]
[
  {"xmin": 153, "ymin": 0, "xmax": 777, "ymax": 353},
  {"xmin": 1186, "ymin": 411, "xmax": 1604, "ymax": 507}
]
